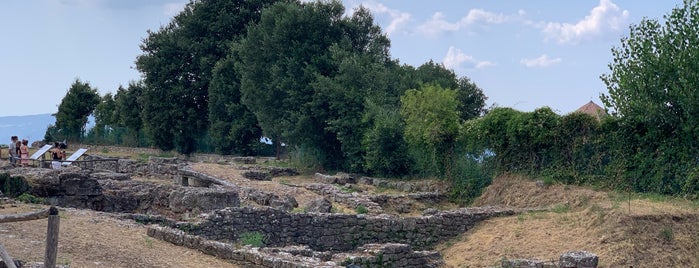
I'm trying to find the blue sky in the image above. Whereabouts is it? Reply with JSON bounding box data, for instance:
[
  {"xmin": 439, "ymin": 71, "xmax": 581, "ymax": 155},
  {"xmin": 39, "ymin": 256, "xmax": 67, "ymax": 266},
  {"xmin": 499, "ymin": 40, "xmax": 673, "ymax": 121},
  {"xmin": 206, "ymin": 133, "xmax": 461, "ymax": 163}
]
[{"xmin": 0, "ymin": 0, "xmax": 683, "ymax": 117}]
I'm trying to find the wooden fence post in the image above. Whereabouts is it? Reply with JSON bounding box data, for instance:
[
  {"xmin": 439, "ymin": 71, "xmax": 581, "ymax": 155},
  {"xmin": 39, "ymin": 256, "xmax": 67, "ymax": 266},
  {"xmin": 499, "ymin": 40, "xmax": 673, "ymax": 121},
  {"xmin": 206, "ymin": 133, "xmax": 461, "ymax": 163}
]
[
  {"xmin": 0, "ymin": 242, "xmax": 17, "ymax": 268},
  {"xmin": 44, "ymin": 206, "xmax": 60, "ymax": 268}
]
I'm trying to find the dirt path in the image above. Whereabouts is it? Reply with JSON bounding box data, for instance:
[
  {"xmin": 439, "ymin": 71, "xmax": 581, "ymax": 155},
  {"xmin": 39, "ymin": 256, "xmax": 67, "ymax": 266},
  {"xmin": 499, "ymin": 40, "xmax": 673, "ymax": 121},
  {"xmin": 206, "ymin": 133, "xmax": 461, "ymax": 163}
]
[{"xmin": 0, "ymin": 204, "xmax": 238, "ymax": 268}]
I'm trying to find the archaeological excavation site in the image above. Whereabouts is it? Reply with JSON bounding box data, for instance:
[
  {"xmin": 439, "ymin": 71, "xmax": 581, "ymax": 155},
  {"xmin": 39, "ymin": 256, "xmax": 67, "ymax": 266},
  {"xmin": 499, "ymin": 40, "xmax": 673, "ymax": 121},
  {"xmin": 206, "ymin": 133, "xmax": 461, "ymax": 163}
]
[{"xmin": 0, "ymin": 146, "xmax": 654, "ymax": 268}]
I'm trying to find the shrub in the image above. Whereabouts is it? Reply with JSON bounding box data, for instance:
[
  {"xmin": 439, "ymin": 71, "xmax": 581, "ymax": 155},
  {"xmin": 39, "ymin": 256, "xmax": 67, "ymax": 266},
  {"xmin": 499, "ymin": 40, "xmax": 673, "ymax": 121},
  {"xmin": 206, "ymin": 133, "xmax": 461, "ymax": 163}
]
[
  {"xmin": 239, "ymin": 232, "xmax": 265, "ymax": 247},
  {"xmin": 354, "ymin": 205, "xmax": 369, "ymax": 214},
  {"xmin": 17, "ymin": 193, "xmax": 45, "ymax": 204}
]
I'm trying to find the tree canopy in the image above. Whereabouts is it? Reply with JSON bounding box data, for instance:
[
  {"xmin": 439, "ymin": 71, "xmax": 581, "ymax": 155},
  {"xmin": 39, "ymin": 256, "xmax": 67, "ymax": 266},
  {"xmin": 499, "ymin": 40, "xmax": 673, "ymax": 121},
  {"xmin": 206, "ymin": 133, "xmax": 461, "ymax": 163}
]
[{"xmin": 52, "ymin": 79, "xmax": 100, "ymax": 142}]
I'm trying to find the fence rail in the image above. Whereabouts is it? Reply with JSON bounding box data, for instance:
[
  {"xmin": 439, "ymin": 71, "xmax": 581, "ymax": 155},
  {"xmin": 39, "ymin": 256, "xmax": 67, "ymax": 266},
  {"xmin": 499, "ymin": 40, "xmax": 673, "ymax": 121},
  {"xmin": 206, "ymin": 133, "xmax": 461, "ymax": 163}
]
[{"xmin": 0, "ymin": 206, "xmax": 60, "ymax": 268}]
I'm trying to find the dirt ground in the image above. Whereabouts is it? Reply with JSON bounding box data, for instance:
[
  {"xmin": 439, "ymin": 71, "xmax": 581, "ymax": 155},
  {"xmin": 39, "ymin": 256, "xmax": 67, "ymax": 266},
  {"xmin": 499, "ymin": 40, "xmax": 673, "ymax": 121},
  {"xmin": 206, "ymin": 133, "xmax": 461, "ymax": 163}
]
[
  {"xmin": 437, "ymin": 174, "xmax": 699, "ymax": 267},
  {"xmin": 0, "ymin": 203, "xmax": 238, "ymax": 268}
]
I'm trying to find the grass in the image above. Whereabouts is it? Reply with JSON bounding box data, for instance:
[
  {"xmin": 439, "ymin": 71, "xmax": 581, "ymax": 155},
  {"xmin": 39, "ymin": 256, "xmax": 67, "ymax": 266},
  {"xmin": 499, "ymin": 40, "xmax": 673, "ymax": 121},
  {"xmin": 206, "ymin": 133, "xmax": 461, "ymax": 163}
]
[
  {"xmin": 17, "ymin": 193, "xmax": 45, "ymax": 204},
  {"xmin": 660, "ymin": 226, "xmax": 674, "ymax": 243},
  {"xmin": 238, "ymin": 232, "xmax": 265, "ymax": 247},
  {"xmin": 355, "ymin": 205, "xmax": 369, "ymax": 214},
  {"xmin": 551, "ymin": 203, "xmax": 570, "ymax": 213},
  {"xmin": 338, "ymin": 184, "xmax": 356, "ymax": 193}
]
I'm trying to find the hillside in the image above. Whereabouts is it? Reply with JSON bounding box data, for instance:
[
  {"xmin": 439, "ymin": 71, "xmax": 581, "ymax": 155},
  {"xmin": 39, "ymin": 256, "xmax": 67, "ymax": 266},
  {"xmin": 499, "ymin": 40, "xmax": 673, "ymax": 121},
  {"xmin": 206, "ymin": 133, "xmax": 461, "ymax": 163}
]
[
  {"xmin": 438, "ymin": 174, "xmax": 699, "ymax": 267},
  {"xmin": 0, "ymin": 114, "xmax": 54, "ymax": 145}
]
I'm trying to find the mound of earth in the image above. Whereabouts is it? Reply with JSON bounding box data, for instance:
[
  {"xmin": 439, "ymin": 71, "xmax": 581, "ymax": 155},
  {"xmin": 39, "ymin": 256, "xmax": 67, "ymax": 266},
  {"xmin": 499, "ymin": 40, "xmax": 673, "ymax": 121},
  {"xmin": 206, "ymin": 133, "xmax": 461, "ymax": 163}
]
[{"xmin": 438, "ymin": 174, "xmax": 699, "ymax": 267}]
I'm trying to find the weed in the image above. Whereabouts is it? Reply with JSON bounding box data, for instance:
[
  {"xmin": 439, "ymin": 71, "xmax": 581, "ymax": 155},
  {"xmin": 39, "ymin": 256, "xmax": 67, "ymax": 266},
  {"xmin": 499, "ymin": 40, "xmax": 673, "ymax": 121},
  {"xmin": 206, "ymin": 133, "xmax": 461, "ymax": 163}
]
[
  {"xmin": 660, "ymin": 226, "xmax": 674, "ymax": 243},
  {"xmin": 578, "ymin": 195, "xmax": 590, "ymax": 207},
  {"xmin": 517, "ymin": 214, "xmax": 525, "ymax": 223},
  {"xmin": 527, "ymin": 211, "xmax": 548, "ymax": 220},
  {"xmin": 144, "ymin": 236, "xmax": 154, "ymax": 248},
  {"xmin": 514, "ymin": 227, "xmax": 522, "ymax": 238},
  {"xmin": 101, "ymin": 148, "xmax": 110, "ymax": 154},
  {"xmin": 338, "ymin": 184, "xmax": 356, "ymax": 193},
  {"xmin": 542, "ymin": 176, "xmax": 555, "ymax": 187},
  {"xmin": 239, "ymin": 231, "xmax": 265, "ymax": 247},
  {"xmin": 278, "ymin": 179, "xmax": 291, "ymax": 185},
  {"xmin": 590, "ymin": 204, "xmax": 606, "ymax": 224},
  {"xmin": 552, "ymin": 203, "xmax": 570, "ymax": 213},
  {"xmin": 355, "ymin": 205, "xmax": 369, "ymax": 214},
  {"xmin": 17, "ymin": 193, "xmax": 45, "ymax": 204},
  {"xmin": 291, "ymin": 207, "xmax": 306, "ymax": 213}
]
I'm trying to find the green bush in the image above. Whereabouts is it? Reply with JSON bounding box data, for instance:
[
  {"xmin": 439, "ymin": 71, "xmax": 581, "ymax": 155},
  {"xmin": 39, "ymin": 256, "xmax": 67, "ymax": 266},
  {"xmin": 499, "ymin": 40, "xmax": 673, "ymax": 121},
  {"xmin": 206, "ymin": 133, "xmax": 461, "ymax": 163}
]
[
  {"xmin": 0, "ymin": 173, "xmax": 31, "ymax": 197},
  {"xmin": 354, "ymin": 205, "xmax": 369, "ymax": 214},
  {"xmin": 239, "ymin": 232, "xmax": 265, "ymax": 247},
  {"xmin": 288, "ymin": 145, "xmax": 325, "ymax": 174},
  {"xmin": 17, "ymin": 193, "xmax": 45, "ymax": 204}
]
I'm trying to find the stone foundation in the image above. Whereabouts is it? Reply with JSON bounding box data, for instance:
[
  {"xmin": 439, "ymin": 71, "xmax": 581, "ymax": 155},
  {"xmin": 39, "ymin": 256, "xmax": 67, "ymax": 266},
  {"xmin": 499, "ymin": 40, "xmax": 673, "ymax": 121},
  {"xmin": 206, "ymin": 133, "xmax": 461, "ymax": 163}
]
[
  {"xmin": 181, "ymin": 206, "xmax": 514, "ymax": 251},
  {"xmin": 147, "ymin": 225, "xmax": 444, "ymax": 268}
]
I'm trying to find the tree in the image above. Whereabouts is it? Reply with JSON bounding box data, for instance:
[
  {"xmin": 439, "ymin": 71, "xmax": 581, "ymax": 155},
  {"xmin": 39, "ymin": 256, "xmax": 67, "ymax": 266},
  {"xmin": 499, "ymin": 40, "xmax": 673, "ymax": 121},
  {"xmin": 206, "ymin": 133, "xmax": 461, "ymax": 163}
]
[
  {"xmin": 600, "ymin": 0, "xmax": 699, "ymax": 194},
  {"xmin": 236, "ymin": 1, "xmax": 392, "ymax": 168},
  {"xmin": 400, "ymin": 84, "xmax": 461, "ymax": 178},
  {"xmin": 114, "ymin": 82, "xmax": 146, "ymax": 146},
  {"xmin": 51, "ymin": 79, "xmax": 100, "ymax": 142},
  {"xmin": 208, "ymin": 58, "xmax": 262, "ymax": 155},
  {"xmin": 136, "ymin": 0, "xmax": 279, "ymax": 154},
  {"xmin": 89, "ymin": 93, "xmax": 117, "ymax": 143},
  {"xmin": 456, "ymin": 77, "xmax": 487, "ymax": 120}
]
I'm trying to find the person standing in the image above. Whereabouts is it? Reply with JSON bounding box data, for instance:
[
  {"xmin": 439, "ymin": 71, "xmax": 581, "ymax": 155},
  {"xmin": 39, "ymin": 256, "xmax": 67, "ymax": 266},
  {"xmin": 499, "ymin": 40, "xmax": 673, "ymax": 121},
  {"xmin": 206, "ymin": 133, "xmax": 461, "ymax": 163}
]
[
  {"xmin": 50, "ymin": 142, "xmax": 63, "ymax": 169},
  {"xmin": 8, "ymin": 136, "xmax": 18, "ymax": 166},
  {"xmin": 20, "ymin": 139, "xmax": 29, "ymax": 167}
]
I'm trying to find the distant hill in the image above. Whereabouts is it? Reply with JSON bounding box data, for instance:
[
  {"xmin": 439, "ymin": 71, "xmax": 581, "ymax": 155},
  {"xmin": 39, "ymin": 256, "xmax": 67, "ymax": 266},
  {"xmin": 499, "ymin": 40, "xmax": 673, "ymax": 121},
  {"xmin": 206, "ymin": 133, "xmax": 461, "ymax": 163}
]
[{"xmin": 0, "ymin": 114, "xmax": 54, "ymax": 147}]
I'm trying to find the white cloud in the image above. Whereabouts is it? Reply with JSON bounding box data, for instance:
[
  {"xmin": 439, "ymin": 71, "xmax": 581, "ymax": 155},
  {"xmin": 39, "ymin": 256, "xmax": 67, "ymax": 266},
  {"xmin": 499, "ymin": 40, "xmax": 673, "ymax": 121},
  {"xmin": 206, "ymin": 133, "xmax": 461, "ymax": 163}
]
[
  {"xmin": 542, "ymin": 0, "xmax": 629, "ymax": 44},
  {"xmin": 443, "ymin": 46, "xmax": 495, "ymax": 70},
  {"xmin": 360, "ymin": 2, "xmax": 411, "ymax": 35},
  {"xmin": 520, "ymin": 54, "xmax": 562, "ymax": 68},
  {"xmin": 418, "ymin": 9, "xmax": 508, "ymax": 36}
]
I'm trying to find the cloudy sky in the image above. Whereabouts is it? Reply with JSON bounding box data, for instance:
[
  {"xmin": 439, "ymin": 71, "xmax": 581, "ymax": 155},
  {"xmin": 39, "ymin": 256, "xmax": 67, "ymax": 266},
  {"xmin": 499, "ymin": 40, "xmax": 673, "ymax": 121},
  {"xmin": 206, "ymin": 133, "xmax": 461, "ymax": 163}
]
[{"xmin": 0, "ymin": 0, "xmax": 684, "ymax": 116}]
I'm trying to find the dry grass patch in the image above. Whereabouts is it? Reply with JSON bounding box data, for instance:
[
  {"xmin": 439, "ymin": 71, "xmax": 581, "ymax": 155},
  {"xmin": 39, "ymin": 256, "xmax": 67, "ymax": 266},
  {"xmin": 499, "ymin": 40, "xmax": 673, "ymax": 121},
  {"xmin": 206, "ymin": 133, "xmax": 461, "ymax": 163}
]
[
  {"xmin": 0, "ymin": 203, "xmax": 238, "ymax": 268},
  {"xmin": 439, "ymin": 174, "xmax": 699, "ymax": 268}
]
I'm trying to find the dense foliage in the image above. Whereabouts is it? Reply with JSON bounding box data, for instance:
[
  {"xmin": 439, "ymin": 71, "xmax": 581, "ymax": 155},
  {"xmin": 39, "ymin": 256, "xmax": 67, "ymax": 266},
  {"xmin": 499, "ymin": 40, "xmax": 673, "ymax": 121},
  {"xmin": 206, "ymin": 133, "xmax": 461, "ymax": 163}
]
[{"xmin": 47, "ymin": 79, "xmax": 100, "ymax": 142}]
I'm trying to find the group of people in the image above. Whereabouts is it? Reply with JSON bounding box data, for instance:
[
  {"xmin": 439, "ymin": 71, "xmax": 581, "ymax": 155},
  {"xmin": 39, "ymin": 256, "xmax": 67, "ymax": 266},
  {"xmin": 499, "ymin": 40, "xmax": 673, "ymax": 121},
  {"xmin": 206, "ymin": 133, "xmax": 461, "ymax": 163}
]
[
  {"xmin": 5, "ymin": 136, "xmax": 67, "ymax": 169},
  {"xmin": 7, "ymin": 136, "xmax": 30, "ymax": 167}
]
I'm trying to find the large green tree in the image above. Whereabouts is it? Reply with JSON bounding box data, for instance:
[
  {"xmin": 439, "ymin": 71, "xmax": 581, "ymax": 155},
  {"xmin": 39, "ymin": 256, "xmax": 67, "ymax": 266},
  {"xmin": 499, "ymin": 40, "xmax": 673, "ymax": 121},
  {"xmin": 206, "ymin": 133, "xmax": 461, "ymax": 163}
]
[
  {"xmin": 601, "ymin": 0, "xmax": 699, "ymax": 194},
  {"xmin": 113, "ymin": 82, "xmax": 146, "ymax": 146},
  {"xmin": 52, "ymin": 79, "xmax": 101, "ymax": 142},
  {"xmin": 136, "ymin": 0, "xmax": 279, "ymax": 154},
  {"xmin": 208, "ymin": 58, "xmax": 262, "ymax": 155},
  {"xmin": 236, "ymin": 1, "xmax": 392, "ymax": 167},
  {"xmin": 401, "ymin": 84, "xmax": 461, "ymax": 178}
]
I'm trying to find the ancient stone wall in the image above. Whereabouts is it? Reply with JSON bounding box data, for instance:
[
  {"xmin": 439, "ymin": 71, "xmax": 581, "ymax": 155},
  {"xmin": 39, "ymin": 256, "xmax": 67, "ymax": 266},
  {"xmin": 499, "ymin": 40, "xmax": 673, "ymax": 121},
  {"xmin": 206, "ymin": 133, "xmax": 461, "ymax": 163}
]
[
  {"xmin": 147, "ymin": 225, "xmax": 444, "ymax": 268},
  {"xmin": 183, "ymin": 206, "xmax": 514, "ymax": 252}
]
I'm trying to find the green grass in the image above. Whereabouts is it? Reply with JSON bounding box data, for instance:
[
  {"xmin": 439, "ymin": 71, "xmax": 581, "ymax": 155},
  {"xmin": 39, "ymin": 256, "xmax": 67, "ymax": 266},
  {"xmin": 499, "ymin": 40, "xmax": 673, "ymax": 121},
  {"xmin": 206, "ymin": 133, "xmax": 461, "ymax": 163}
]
[
  {"xmin": 355, "ymin": 205, "xmax": 369, "ymax": 214},
  {"xmin": 239, "ymin": 232, "xmax": 265, "ymax": 247},
  {"xmin": 660, "ymin": 226, "xmax": 674, "ymax": 243},
  {"xmin": 551, "ymin": 203, "xmax": 570, "ymax": 213}
]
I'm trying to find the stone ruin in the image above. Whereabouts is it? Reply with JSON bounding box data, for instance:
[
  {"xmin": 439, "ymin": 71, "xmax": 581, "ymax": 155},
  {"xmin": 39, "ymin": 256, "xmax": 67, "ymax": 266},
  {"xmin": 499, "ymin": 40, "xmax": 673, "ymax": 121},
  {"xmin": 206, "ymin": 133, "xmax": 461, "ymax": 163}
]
[{"xmin": 0, "ymin": 156, "xmax": 599, "ymax": 267}]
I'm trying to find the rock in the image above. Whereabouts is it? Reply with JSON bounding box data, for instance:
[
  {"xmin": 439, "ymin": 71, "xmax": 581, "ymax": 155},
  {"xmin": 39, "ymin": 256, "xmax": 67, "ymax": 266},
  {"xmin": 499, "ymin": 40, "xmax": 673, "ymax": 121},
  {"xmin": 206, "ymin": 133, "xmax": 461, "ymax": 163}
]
[
  {"xmin": 422, "ymin": 208, "xmax": 438, "ymax": 216},
  {"xmin": 91, "ymin": 171, "xmax": 131, "ymax": 181},
  {"xmin": 305, "ymin": 197, "xmax": 332, "ymax": 213},
  {"xmin": 232, "ymin": 157, "xmax": 256, "ymax": 164},
  {"xmin": 168, "ymin": 188, "xmax": 240, "ymax": 214},
  {"xmin": 270, "ymin": 195, "xmax": 298, "ymax": 211},
  {"xmin": 242, "ymin": 170, "xmax": 272, "ymax": 181},
  {"xmin": 535, "ymin": 180, "xmax": 545, "ymax": 188},
  {"xmin": 559, "ymin": 251, "xmax": 598, "ymax": 268}
]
